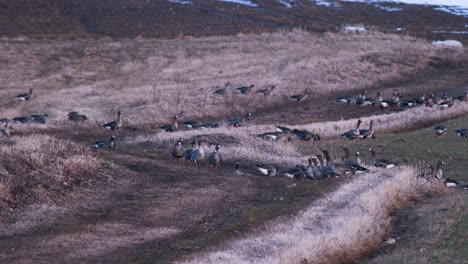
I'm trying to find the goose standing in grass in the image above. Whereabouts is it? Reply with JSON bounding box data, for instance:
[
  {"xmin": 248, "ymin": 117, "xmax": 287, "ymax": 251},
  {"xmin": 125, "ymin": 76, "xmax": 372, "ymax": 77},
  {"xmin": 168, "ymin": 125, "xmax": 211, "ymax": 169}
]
[
  {"xmin": 359, "ymin": 120, "xmax": 376, "ymax": 139},
  {"xmin": 256, "ymin": 85, "xmax": 276, "ymax": 95},
  {"xmin": 103, "ymin": 111, "xmax": 123, "ymax": 130},
  {"xmin": 369, "ymin": 148, "xmax": 399, "ymax": 168},
  {"xmin": 172, "ymin": 138, "xmax": 185, "ymax": 162},
  {"xmin": 183, "ymin": 139, "xmax": 197, "ymax": 161},
  {"xmin": 91, "ymin": 135, "xmax": 116, "ymax": 149},
  {"xmin": 291, "ymin": 89, "xmax": 311, "ymax": 102},
  {"xmin": 68, "ymin": 111, "xmax": 88, "ymax": 121},
  {"xmin": 341, "ymin": 119, "xmax": 362, "ymax": 140},
  {"xmin": 433, "ymin": 160, "xmax": 445, "ymax": 180},
  {"xmin": 455, "ymin": 128, "xmax": 467, "ymax": 138},
  {"xmin": 322, "ymin": 150, "xmax": 352, "ymax": 176},
  {"xmin": 0, "ymin": 122, "xmax": 11, "ymax": 138},
  {"xmin": 434, "ymin": 125, "xmax": 448, "ymax": 137},
  {"xmin": 208, "ymin": 144, "xmax": 222, "ymax": 168},
  {"xmin": 256, "ymin": 164, "xmax": 280, "ymax": 177},
  {"xmin": 190, "ymin": 142, "xmax": 206, "ymax": 165},
  {"xmin": 228, "ymin": 112, "xmax": 252, "ymax": 127},
  {"xmin": 160, "ymin": 115, "xmax": 179, "ymax": 132},
  {"xmin": 16, "ymin": 88, "xmax": 33, "ymax": 101},
  {"xmin": 234, "ymin": 84, "xmax": 254, "ymax": 94}
]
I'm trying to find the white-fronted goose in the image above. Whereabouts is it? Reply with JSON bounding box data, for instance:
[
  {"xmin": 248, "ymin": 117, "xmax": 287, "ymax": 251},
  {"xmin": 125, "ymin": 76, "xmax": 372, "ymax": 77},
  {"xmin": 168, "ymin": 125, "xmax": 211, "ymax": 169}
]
[
  {"xmin": 369, "ymin": 148, "xmax": 398, "ymax": 168},
  {"xmin": 256, "ymin": 164, "xmax": 280, "ymax": 177},
  {"xmin": 103, "ymin": 111, "xmax": 123, "ymax": 130},
  {"xmin": 234, "ymin": 84, "xmax": 254, "ymax": 94},
  {"xmin": 190, "ymin": 142, "xmax": 206, "ymax": 165},
  {"xmin": 256, "ymin": 85, "xmax": 276, "ymax": 95},
  {"xmin": 342, "ymin": 149, "xmax": 369, "ymax": 173},
  {"xmin": 13, "ymin": 116, "xmax": 32, "ymax": 124},
  {"xmin": 0, "ymin": 122, "xmax": 11, "ymax": 138},
  {"xmin": 309, "ymin": 157, "xmax": 325, "ymax": 179},
  {"xmin": 213, "ymin": 82, "xmax": 231, "ymax": 96},
  {"xmin": 228, "ymin": 112, "xmax": 252, "ymax": 127},
  {"xmin": 291, "ymin": 89, "xmax": 311, "ymax": 102},
  {"xmin": 208, "ymin": 144, "xmax": 222, "ymax": 168},
  {"xmin": 160, "ymin": 115, "xmax": 179, "ymax": 132},
  {"xmin": 292, "ymin": 129, "xmax": 321, "ymax": 141},
  {"xmin": 183, "ymin": 139, "xmax": 197, "ymax": 161},
  {"xmin": 433, "ymin": 160, "xmax": 444, "ymax": 180},
  {"xmin": 172, "ymin": 138, "xmax": 185, "ymax": 162},
  {"xmin": 68, "ymin": 111, "xmax": 88, "ymax": 121},
  {"xmin": 91, "ymin": 135, "xmax": 116, "ymax": 149},
  {"xmin": 341, "ymin": 119, "xmax": 362, "ymax": 140},
  {"xmin": 322, "ymin": 150, "xmax": 352, "ymax": 176},
  {"xmin": 16, "ymin": 88, "xmax": 33, "ymax": 101},
  {"xmin": 455, "ymin": 128, "xmax": 467, "ymax": 138},
  {"xmin": 434, "ymin": 125, "xmax": 448, "ymax": 137},
  {"xmin": 359, "ymin": 120, "xmax": 376, "ymax": 139},
  {"xmin": 30, "ymin": 114, "xmax": 48, "ymax": 124}
]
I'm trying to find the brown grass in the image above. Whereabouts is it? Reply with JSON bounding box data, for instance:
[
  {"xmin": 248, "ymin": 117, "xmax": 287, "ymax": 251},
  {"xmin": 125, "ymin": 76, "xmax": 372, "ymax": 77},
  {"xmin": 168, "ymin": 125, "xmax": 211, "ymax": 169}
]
[
  {"xmin": 183, "ymin": 166, "xmax": 446, "ymax": 264},
  {"xmin": 0, "ymin": 29, "xmax": 458, "ymax": 127},
  {"xmin": 0, "ymin": 134, "xmax": 103, "ymax": 216}
]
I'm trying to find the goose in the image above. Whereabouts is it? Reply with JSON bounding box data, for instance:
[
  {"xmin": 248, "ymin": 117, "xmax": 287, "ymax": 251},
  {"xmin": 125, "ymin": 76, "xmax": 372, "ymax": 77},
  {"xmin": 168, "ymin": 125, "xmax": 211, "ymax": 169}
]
[
  {"xmin": 256, "ymin": 85, "xmax": 276, "ymax": 95},
  {"xmin": 359, "ymin": 120, "xmax": 376, "ymax": 139},
  {"xmin": 354, "ymin": 91, "xmax": 368, "ymax": 106},
  {"xmin": 444, "ymin": 178, "xmax": 459, "ymax": 187},
  {"xmin": 30, "ymin": 114, "xmax": 48, "ymax": 124},
  {"xmin": 257, "ymin": 131, "xmax": 290, "ymax": 141},
  {"xmin": 284, "ymin": 166, "xmax": 306, "ymax": 179},
  {"xmin": 172, "ymin": 138, "xmax": 185, "ymax": 162},
  {"xmin": 103, "ymin": 111, "xmax": 123, "ymax": 130},
  {"xmin": 68, "ymin": 111, "xmax": 88, "ymax": 121},
  {"xmin": 13, "ymin": 116, "xmax": 33, "ymax": 124},
  {"xmin": 228, "ymin": 112, "xmax": 252, "ymax": 127},
  {"xmin": 438, "ymin": 98, "xmax": 454, "ymax": 109},
  {"xmin": 374, "ymin": 92, "xmax": 390, "ymax": 108},
  {"xmin": 234, "ymin": 84, "xmax": 254, "ymax": 94},
  {"xmin": 208, "ymin": 144, "xmax": 222, "ymax": 168},
  {"xmin": 256, "ymin": 164, "xmax": 280, "ymax": 177},
  {"xmin": 434, "ymin": 125, "xmax": 448, "ymax": 137},
  {"xmin": 455, "ymin": 128, "xmax": 467, "ymax": 138},
  {"xmin": 183, "ymin": 139, "xmax": 197, "ymax": 161},
  {"xmin": 200, "ymin": 122, "xmax": 219, "ymax": 129},
  {"xmin": 414, "ymin": 93, "xmax": 426, "ymax": 104},
  {"xmin": 160, "ymin": 115, "xmax": 179, "ymax": 132},
  {"xmin": 91, "ymin": 135, "xmax": 116, "ymax": 149},
  {"xmin": 0, "ymin": 118, "xmax": 9, "ymax": 125},
  {"xmin": 232, "ymin": 162, "xmax": 243, "ymax": 176},
  {"xmin": 275, "ymin": 125, "xmax": 292, "ymax": 133},
  {"xmin": 0, "ymin": 122, "xmax": 11, "ymax": 138},
  {"xmin": 291, "ymin": 89, "xmax": 311, "ymax": 102},
  {"xmin": 342, "ymin": 149, "xmax": 369, "ymax": 173},
  {"xmin": 292, "ymin": 129, "xmax": 320, "ymax": 141},
  {"xmin": 16, "ymin": 88, "xmax": 33, "ymax": 101},
  {"xmin": 341, "ymin": 119, "xmax": 362, "ymax": 140},
  {"xmin": 190, "ymin": 142, "xmax": 206, "ymax": 165},
  {"xmin": 433, "ymin": 160, "xmax": 444, "ymax": 180},
  {"xmin": 322, "ymin": 150, "xmax": 353, "ymax": 176},
  {"xmin": 336, "ymin": 96, "xmax": 352, "ymax": 104},
  {"xmin": 369, "ymin": 148, "xmax": 399, "ymax": 168},
  {"xmin": 183, "ymin": 120, "xmax": 203, "ymax": 130},
  {"xmin": 213, "ymin": 82, "xmax": 231, "ymax": 96},
  {"xmin": 310, "ymin": 157, "xmax": 326, "ymax": 179}
]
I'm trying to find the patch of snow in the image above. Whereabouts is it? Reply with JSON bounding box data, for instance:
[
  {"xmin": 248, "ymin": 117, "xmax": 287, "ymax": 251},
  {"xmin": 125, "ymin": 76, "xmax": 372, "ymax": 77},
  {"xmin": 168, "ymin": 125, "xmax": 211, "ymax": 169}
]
[
  {"xmin": 432, "ymin": 40, "xmax": 463, "ymax": 48},
  {"xmin": 314, "ymin": 0, "xmax": 341, "ymax": 8},
  {"xmin": 343, "ymin": 25, "xmax": 368, "ymax": 32},
  {"xmin": 375, "ymin": 4, "xmax": 403, "ymax": 11},
  {"xmin": 433, "ymin": 30, "xmax": 468, "ymax": 34},
  {"xmin": 341, "ymin": 0, "xmax": 468, "ymax": 17},
  {"xmin": 217, "ymin": 0, "xmax": 258, "ymax": 7},
  {"xmin": 168, "ymin": 0, "xmax": 192, "ymax": 4}
]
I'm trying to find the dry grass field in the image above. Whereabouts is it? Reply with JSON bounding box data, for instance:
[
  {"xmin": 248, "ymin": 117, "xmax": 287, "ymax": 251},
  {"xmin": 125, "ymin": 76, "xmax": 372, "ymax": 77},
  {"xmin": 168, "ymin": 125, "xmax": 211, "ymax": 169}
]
[{"xmin": 0, "ymin": 28, "xmax": 467, "ymax": 264}]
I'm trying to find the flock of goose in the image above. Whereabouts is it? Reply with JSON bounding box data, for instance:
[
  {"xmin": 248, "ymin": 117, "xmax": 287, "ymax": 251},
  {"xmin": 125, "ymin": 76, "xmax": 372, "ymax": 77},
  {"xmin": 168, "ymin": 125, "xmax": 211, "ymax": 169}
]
[{"xmin": 337, "ymin": 90, "xmax": 468, "ymax": 109}]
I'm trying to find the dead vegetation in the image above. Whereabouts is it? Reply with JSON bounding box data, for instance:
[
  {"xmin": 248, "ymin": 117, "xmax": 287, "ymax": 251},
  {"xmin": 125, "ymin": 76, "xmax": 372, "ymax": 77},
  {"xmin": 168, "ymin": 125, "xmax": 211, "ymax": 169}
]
[
  {"xmin": 0, "ymin": 134, "xmax": 105, "ymax": 218},
  {"xmin": 184, "ymin": 167, "xmax": 447, "ymax": 264}
]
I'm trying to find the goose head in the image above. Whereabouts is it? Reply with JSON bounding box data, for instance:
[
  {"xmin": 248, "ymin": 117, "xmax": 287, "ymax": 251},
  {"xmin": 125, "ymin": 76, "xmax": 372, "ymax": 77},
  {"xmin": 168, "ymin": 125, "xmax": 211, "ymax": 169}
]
[{"xmin": 29, "ymin": 88, "xmax": 34, "ymax": 94}]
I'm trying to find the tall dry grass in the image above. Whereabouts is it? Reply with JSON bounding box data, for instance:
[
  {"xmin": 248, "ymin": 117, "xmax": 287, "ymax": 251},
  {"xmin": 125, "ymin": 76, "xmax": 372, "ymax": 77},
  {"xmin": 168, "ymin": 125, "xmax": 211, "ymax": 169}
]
[
  {"xmin": 183, "ymin": 166, "xmax": 446, "ymax": 264},
  {"xmin": 0, "ymin": 30, "xmax": 458, "ymax": 127},
  {"xmin": 0, "ymin": 134, "xmax": 102, "ymax": 214}
]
